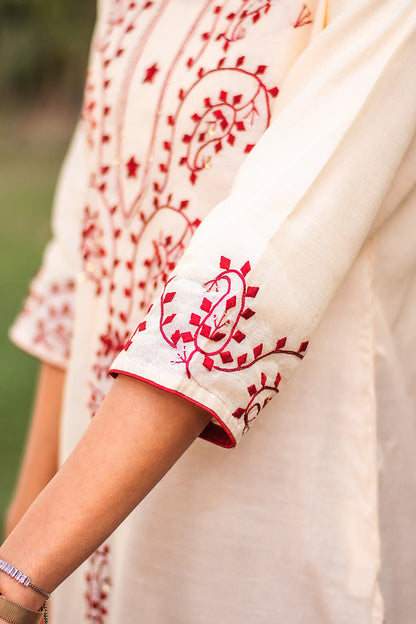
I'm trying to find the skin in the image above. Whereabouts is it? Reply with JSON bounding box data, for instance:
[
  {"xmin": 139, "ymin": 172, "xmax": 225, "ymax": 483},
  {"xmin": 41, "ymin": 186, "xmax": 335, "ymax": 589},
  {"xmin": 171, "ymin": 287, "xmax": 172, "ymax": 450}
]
[
  {"xmin": 0, "ymin": 371, "xmax": 211, "ymax": 619},
  {"xmin": 5, "ymin": 363, "xmax": 64, "ymax": 537}
]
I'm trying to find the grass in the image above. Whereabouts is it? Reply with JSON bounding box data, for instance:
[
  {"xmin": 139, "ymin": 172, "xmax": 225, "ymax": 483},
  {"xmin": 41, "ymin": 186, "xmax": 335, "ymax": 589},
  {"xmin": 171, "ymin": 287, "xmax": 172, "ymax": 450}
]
[{"xmin": 0, "ymin": 106, "xmax": 77, "ymax": 535}]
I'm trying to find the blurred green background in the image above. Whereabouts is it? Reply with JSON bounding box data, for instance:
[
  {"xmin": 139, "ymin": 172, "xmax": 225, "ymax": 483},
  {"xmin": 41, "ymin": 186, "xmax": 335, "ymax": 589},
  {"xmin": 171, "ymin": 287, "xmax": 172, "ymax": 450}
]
[{"xmin": 0, "ymin": 0, "xmax": 96, "ymax": 536}]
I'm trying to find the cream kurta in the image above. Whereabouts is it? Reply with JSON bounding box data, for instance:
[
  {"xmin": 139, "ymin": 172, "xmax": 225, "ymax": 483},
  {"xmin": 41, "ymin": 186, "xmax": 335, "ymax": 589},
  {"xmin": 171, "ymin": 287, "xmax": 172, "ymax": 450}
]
[{"xmin": 10, "ymin": 0, "xmax": 416, "ymax": 622}]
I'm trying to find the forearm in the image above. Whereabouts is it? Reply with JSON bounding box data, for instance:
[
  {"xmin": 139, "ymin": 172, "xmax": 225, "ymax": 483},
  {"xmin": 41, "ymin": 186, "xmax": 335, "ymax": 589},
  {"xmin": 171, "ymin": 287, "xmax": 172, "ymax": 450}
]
[
  {"xmin": 5, "ymin": 363, "xmax": 64, "ymax": 535},
  {"xmin": 0, "ymin": 375, "xmax": 211, "ymax": 613}
]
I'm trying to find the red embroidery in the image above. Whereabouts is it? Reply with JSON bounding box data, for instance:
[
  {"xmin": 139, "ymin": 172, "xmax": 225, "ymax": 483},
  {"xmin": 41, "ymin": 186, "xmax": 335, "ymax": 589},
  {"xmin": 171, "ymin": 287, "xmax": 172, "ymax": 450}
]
[
  {"xmin": 19, "ymin": 273, "xmax": 75, "ymax": 363},
  {"xmin": 87, "ymin": 381, "xmax": 106, "ymax": 418},
  {"xmin": 117, "ymin": 256, "xmax": 309, "ymax": 433},
  {"xmin": 152, "ymin": 256, "xmax": 308, "ymax": 378},
  {"xmin": 143, "ymin": 62, "xmax": 159, "ymax": 82},
  {"xmin": 126, "ymin": 155, "xmax": 140, "ymax": 177},
  {"xmin": 83, "ymin": 75, "xmax": 97, "ymax": 149},
  {"xmin": 81, "ymin": 206, "xmax": 107, "ymax": 296},
  {"xmin": 85, "ymin": 544, "xmax": 112, "ymax": 623},
  {"xmin": 93, "ymin": 323, "xmax": 130, "ymax": 383},
  {"xmin": 232, "ymin": 372, "xmax": 282, "ymax": 433},
  {"xmin": 137, "ymin": 197, "xmax": 201, "ymax": 312},
  {"xmin": 218, "ymin": 2, "xmax": 272, "ymax": 51},
  {"xmin": 172, "ymin": 60, "xmax": 278, "ymax": 187},
  {"xmin": 294, "ymin": 4, "xmax": 313, "ymax": 28},
  {"xmin": 80, "ymin": 0, "xmax": 315, "ymax": 600},
  {"xmin": 125, "ymin": 255, "xmax": 308, "ymax": 429},
  {"xmin": 79, "ymin": 0, "xmax": 288, "ymax": 333}
]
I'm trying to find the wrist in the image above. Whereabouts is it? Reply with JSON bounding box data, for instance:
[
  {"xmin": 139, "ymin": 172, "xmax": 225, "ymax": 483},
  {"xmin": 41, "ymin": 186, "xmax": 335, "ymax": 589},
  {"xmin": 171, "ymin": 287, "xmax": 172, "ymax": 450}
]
[{"xmin": 0, "ymin": 556, "xmax": 47, "ymax": 613}]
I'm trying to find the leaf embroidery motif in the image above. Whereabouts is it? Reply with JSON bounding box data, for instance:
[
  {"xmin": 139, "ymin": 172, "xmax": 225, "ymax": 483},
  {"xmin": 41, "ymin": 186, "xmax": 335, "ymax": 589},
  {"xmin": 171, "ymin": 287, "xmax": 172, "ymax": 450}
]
[{"xmin": 127, "ymin": 255, "xmax": 309, "ymax": 432}]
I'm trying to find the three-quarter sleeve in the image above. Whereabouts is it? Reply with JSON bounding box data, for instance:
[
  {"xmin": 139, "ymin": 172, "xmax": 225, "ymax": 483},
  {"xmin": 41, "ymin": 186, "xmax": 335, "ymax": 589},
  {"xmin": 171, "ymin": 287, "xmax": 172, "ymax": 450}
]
[
  {"xmin": 110, "ymin": 0, "xmax": 416, "ymax": 447},
  {"xmin": 9, "ymin": 120, "xmax": 86, "ymax": 369}
]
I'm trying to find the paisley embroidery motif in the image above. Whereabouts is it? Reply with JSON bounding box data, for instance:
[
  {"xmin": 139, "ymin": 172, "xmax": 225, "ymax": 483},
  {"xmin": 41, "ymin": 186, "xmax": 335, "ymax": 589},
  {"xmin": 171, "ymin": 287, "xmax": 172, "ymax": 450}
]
[{"xmin": 127, "ymin": 255, "xmax": 309, "ymax": 432}]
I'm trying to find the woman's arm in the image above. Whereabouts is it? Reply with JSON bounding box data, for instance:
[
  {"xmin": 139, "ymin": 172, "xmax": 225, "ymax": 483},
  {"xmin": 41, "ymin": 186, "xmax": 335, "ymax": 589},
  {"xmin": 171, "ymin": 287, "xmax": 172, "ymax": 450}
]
[
  {"xmin": 0, "ymin": 375, "xmax": 211, "ymax": 615},
  {"xmin": 5, "ymin": 363, "xmax": 65, "ymax": 537}
]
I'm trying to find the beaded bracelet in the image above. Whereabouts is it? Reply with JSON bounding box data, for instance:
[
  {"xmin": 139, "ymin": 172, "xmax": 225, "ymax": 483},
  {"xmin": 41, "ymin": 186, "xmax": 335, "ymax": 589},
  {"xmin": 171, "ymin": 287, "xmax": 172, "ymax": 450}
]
[
  {"xmin": 0, "ymin": 560, "xmax": 49, "ymax": 624},
  {"xmin": 0, "ymin": 561, "xmax": 49, "ymax": 601}
]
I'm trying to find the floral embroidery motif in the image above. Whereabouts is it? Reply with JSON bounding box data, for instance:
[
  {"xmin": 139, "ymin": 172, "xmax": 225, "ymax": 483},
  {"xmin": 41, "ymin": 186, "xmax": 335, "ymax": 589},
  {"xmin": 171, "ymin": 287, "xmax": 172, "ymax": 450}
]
[
  {"xmin": 128, "ymin": 255, "xmax": 309, "ymax": 432},
  {"xmin": 18, "ymin": 272, "xmax": 75, "ymax": 363}
]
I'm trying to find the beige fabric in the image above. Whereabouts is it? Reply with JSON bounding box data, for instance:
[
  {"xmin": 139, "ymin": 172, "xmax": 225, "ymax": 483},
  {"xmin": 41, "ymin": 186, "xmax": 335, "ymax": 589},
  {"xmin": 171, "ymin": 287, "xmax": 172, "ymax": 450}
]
[{"xmin": 10, "ymin": 0, "xmax": 416, "ymax": 622}]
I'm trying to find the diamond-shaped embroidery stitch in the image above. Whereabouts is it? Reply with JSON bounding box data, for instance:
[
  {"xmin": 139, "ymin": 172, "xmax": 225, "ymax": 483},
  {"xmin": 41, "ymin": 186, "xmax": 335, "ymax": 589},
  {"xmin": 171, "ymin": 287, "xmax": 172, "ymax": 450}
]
[{"xmin": 200, "ymin": 298, "xmax": 212, "ymax": 312}]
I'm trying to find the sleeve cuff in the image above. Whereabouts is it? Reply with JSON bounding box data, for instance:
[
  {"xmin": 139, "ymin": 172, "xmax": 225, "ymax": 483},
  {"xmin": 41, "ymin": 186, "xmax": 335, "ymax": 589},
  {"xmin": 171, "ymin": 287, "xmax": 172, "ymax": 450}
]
[
  {"xmin": 9, "ymin": 322, "xmax": 69, "ymax": 370},
  {"xmin": 9, "ymin": 252, "xmax": 75, "ymax": 370},
  {"xmin": 109, "ymin": 361, "xmax": 237, "ymax": 448},
  {"xmin": 109, "ymin": 255, "xmax": 309, "ymax": 449}
]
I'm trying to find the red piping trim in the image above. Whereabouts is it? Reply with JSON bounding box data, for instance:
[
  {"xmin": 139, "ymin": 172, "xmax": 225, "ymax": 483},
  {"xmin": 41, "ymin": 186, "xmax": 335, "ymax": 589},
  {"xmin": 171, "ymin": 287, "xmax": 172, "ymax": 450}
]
[{"xmin": 109, "ymin": 368, "xmax": 236, "ymax": 449}]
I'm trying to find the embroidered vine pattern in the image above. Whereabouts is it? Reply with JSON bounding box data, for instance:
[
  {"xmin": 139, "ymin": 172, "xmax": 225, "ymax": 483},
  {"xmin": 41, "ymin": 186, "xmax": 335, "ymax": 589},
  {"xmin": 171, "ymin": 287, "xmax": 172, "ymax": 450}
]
[
  {"xmin": 137, "ymin": 199, "xmax": 201, "ymax": 311},
  {"xmin": 93, "ymin": 323, "xmax": 131, "ymax": 383},
  {"xmin": 81, "ymin": 0, "xmax": 285, "ymax": 419},
  {"xmin": 128, "ymin": 255, "xmax": 308, "ymax": 431},
  {"xmin": 79, "ymin": 0, "xmax": 316, "ymax": 334},
  {"xmin": 232, "ymin": 371, "xmax": 281, "ymax": 433},
  {"xmin": 80, "ymin": 0, "xmax": 314, "ymax": 608},
  {"xmin": 83, "ymin": 10, "xmax": 281, "ymax": 326},
  {"xmin": 85, "ymin": 544, "xmax": 112, "ymax": 623},
  {"xmin": 166, "ymin": 61, "xmax": 278, "ymax": 188},
  {"xmin": 18, "ymin": 273, "xmax": 75, "ymax": 363},
  {"xmin": 218, "ymin": 1, "xmax": 272, "ymax": 51},
  {"xmin": 15, "ymin": 0, "xmax": 315, "ymax": 418},
  {"xmin": 81, "ymin": 205, "xmax": 108, "ymax": 296}
]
